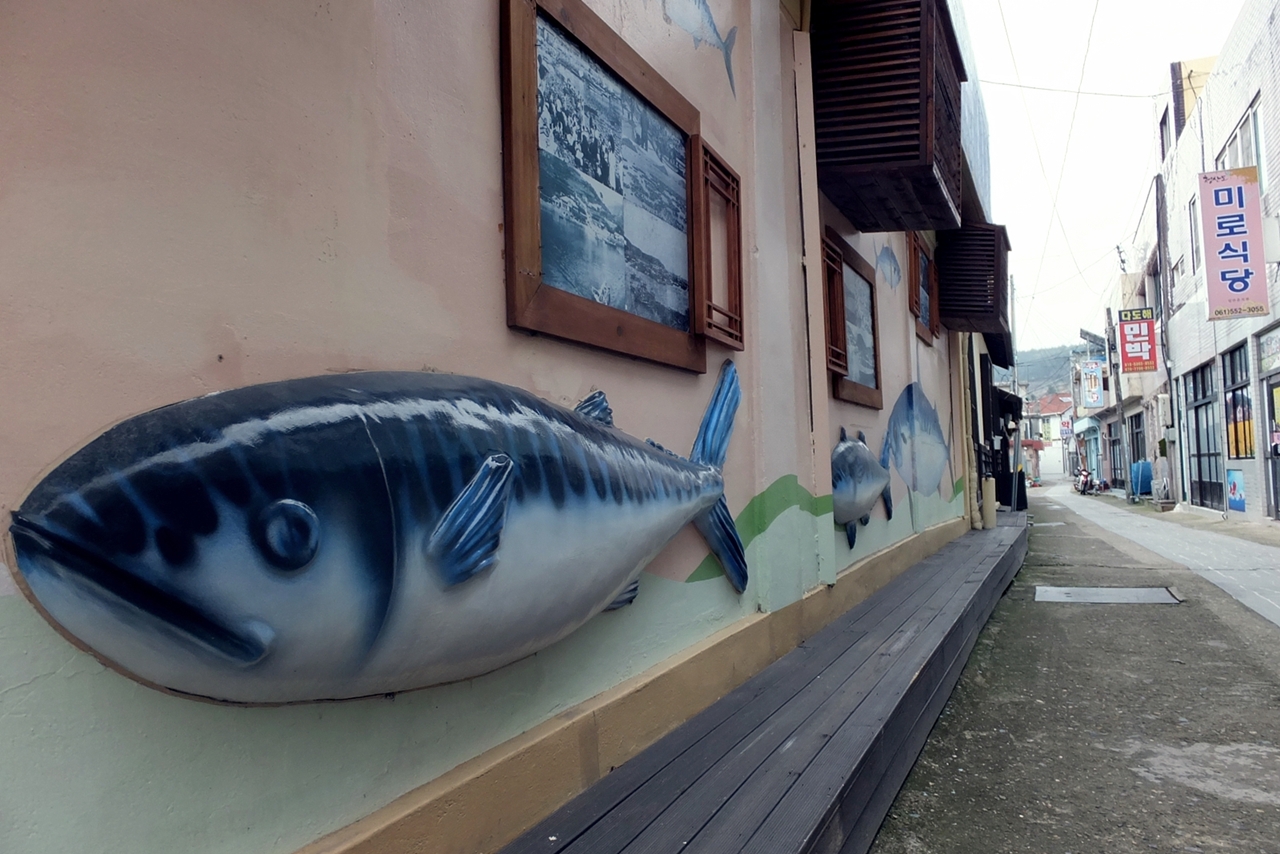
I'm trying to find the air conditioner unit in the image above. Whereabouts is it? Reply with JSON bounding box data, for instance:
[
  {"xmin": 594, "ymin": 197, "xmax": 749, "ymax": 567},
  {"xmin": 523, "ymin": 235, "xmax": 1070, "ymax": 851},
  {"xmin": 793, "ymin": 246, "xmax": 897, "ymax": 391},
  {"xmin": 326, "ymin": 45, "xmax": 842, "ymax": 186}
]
[{"xmin": 1156, "ymin": 393, "xmax": 1171, "ymax": 428}]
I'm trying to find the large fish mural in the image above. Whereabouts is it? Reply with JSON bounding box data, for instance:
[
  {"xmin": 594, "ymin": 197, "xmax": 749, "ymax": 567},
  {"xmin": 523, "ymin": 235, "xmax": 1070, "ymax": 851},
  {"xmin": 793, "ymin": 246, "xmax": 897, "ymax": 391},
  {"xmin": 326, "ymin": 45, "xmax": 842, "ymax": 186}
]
[
  {"xmin": 657, "ymin": 0, "xmax": 738, "ymax": 95},
  {"xmin": 880, "ymin": 383, "xmax": 950, "ymax": 497},
  {"xmin": 831, "ymin": 427, "xmax": 892, "ymax": 549},
  {"xmin": 9, "ymin": 364, "xmax": 747, "ymax": 704}
]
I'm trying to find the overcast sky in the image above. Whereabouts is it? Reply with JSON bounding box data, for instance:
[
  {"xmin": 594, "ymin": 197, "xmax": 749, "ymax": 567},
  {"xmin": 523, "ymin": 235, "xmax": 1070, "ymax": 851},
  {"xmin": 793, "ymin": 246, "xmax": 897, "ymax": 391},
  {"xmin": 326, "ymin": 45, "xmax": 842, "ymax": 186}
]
[{"xmin": 960, "ymin": 0, "xmax": 1248, "ymax": 352}]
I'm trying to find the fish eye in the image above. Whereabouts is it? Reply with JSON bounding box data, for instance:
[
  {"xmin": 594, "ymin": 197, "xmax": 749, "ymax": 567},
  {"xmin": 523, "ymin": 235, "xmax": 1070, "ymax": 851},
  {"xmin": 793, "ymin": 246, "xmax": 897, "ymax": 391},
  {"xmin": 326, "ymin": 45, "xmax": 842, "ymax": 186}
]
[{"xmin": 253, "ymin": 499, "xmax": 319, "ymax": 572}]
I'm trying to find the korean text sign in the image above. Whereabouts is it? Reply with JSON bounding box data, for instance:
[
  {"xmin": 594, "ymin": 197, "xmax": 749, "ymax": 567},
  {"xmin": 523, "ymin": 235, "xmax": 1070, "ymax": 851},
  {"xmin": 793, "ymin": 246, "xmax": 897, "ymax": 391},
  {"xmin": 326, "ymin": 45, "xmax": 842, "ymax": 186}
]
[
  {"xmin": 1118, "ymin": 307, "xmax": 1157, "ymax": 373},
  {"xmin": 1199, "ymin": 168, "xmax": 1271, "ymax": 321},
  {"xmin": 1081, "ymin": 360, "xmax": 1104, "ymax": 408}
]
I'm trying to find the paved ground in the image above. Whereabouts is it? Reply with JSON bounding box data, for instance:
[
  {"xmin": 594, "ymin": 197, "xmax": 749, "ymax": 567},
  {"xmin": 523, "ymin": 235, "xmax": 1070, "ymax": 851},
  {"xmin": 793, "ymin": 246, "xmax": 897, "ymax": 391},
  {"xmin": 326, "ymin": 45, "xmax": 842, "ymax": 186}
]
[
  {"xmin": 1054, "ymin": 484, "xmax": 1280, "ymax": 629},
  {"xmin": 869, "ymin": 483, "xmax": 1280, "ymax": 854}
]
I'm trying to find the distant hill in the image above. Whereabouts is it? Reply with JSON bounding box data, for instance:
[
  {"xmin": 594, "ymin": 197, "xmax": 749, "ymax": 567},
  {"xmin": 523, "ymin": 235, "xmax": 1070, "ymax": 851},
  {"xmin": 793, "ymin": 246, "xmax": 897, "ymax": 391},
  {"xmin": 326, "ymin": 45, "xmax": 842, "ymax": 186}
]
[{"xmin": 994, "ymin": 344, "xmax": 1076, "ymax": 398}]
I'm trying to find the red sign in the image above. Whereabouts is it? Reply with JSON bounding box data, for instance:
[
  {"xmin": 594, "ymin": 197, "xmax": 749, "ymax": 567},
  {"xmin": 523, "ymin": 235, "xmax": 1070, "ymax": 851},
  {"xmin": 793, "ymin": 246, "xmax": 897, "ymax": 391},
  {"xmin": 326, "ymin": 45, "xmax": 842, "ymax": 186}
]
[
  {"xmin": 1199, "ymin": 168, "xmax": 1271, "ymax": 320},
  {"xmin": 1118, "ymin": 307, "xmax": 1157, "ymax": 373}
]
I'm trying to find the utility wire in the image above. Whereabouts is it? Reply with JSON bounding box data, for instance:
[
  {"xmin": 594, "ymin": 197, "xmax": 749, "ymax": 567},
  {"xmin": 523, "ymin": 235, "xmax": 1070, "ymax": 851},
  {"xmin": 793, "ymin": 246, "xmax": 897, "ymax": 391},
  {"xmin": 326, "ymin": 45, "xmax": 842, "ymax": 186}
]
[
  {"xmin": 980, "ymin": 79, "xmax": 1160, "ymax": 99},
  {"xmin": 1027, "ymin": 0, "xmax": 1101, "ymax": 320}
]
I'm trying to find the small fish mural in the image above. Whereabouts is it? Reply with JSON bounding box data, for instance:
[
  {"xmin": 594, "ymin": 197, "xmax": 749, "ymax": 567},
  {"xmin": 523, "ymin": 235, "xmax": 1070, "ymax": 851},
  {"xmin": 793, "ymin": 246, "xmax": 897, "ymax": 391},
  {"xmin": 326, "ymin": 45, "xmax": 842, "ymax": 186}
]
[
  {"xmin": 9, "ymin": 364, "xmax": 747, "ymax": 704},
  {"xmin": 831, "ymin": 427, "xmax": 893, "ymax": 549},
  {"xmin": 880, "ymin": 383, "xmax": 951, "ymax": 497},
  {"xmin": 874, "ymin": 241, "xmax": 902, "ymax": 291},
  {"xmin": 658, "ymin": 0, "xmax": 738, "ymax": 95}
]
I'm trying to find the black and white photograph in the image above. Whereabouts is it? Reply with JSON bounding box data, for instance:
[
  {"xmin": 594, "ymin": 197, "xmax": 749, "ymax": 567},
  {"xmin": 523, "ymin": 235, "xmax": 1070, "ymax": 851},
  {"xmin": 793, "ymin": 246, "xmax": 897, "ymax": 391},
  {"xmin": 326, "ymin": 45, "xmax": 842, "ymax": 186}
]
[
  {"xmin": 843, "ymin": 262, "xmax": 877, "ymax": 389},
  {"xmin": 535, "ymin": 14, "xmax": 690, "ymax": 331}
]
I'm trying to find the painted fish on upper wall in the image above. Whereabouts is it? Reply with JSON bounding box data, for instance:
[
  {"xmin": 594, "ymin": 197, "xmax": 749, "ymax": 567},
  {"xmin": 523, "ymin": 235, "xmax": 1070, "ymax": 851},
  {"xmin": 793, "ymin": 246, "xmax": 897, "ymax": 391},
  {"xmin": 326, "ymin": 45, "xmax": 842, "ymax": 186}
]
[
  {"xmin": 831, "ymin": 427, "xmax": 892, "ymax": 549},
  {"xmin": 873, "ymin": 241, "xmax": 902, "ymax": 291},
  {"xmin": 880, "ymin": 383, "xmax": 951, "ymax": 497},
  {"xmin": 9, "ymin": 363, "xmax": 747, "ymax": 704},
  {"xmin": 657, "ymin": 0, "xmax": 738, "ymax": 95}
]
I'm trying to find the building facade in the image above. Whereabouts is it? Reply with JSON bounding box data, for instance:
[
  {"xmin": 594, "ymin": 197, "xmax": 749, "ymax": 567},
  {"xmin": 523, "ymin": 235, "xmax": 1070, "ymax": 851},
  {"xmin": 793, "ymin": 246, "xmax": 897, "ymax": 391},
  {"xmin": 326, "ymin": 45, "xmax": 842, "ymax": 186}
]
[{"xmin": 0, "ymin": 2, "xmax": 1010, "ymax": 852}]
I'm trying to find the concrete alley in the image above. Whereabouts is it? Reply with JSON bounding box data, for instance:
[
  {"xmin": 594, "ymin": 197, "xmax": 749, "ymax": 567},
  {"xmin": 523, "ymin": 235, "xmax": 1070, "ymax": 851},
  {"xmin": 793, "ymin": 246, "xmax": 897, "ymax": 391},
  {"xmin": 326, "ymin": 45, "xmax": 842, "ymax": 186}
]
[{"xmin": 869, "ymin": 483, "xmax": 1280, "ymax": 853}]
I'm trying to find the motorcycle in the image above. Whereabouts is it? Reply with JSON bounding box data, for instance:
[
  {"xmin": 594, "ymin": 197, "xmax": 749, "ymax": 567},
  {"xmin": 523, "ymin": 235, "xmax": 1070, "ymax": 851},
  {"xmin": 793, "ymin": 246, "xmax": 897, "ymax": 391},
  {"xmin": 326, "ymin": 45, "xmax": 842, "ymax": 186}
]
[{"xmin": 1074, "ymin": 468, "xmax": 1097, "ymax": 495}]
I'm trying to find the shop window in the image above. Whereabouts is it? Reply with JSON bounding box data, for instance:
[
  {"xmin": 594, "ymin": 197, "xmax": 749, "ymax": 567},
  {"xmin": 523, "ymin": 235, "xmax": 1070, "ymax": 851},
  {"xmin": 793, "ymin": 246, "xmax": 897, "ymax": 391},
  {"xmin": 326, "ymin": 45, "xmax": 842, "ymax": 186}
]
[
  {"xmin": 1189, "ymin": 195, "xmax": 1200, "ymax": 273},
  {"xmin": 909, "ymin": 232, "xmax": 940, "ymax": 343},
  {"xmin": 500, "ymin": 0, "xmax": 743, "ymax": 373},
  {"xmin": 822, "ymin": 229, "xmax": 882, "ymax": 409},
  {"xmin": 1224, "ymin": 344, "xmax": 1255, "ymax": 459}
]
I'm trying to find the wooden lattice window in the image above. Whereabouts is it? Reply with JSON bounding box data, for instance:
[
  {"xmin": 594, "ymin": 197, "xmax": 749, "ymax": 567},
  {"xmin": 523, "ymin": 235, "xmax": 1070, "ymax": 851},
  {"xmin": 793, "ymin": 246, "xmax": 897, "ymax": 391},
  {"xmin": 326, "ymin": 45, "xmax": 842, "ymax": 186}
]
[
  {"xmin": 823, "ymin": 228, "xmax": 883, "ymax": 409},
  {"xmin": 691, "ymin": 136, "xmax": 744, "ymax": 350},
  {"xmin": 909, "ymin": 232, "xmax": 940, "ymax": 342}
]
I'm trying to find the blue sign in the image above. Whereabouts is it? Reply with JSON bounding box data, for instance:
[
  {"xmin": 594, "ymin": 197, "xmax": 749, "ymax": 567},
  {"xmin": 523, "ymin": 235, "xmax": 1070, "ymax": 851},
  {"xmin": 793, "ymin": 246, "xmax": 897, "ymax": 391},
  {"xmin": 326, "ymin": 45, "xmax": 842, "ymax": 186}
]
[
  {"xmin": 1227, "ymin": 469, "xmax": 1246, "ymax": 512},
  {"xmin": 1081, "ymin": 361, "xmax": 1105, "ymax": 408}
]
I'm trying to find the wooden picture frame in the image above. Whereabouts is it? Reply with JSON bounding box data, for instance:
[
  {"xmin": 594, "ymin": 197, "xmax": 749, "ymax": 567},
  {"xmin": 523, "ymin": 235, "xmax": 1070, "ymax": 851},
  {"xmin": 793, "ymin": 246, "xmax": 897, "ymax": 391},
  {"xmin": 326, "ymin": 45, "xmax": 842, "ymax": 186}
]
[
  {"xmin": 823, "ymin": 228, "xmax": 883, "ymax": 409},
  {"xmin": 501, "ymin": 0, "xmax": 741, "ymax": 373},
  {"xmin": 909, "ymin": 231, "xmax": 940, "ymax": 343}
]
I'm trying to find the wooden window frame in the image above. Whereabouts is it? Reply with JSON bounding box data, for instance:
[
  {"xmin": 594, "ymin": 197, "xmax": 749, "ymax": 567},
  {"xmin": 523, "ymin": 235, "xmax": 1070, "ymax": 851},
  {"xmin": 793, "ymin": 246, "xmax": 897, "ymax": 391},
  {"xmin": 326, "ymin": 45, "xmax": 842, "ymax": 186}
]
[
  {"xmin": 691, "ymin": 136, "xmax": 744, "ymax": 350},
  {"xmin": 500, "ymin": 0, "xmax": 742, "ymax": 373},
  {"xmin": 908, "ymin": 231, "xmax": 940, "ymax": 343},
  {"xmin": 822, "ymin": 227, "xmax": 883, "ymax": 409}
]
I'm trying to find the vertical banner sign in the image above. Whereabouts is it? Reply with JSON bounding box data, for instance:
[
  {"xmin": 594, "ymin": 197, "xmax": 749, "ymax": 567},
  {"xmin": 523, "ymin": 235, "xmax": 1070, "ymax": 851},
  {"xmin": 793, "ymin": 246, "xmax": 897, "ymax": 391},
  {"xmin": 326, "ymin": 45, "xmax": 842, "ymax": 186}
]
[
  {"xmin": 1081, "ymin": 360, "xmax": 1104, "ymax": 408},
  {"xmin": 1199, "ymin": 168, "xmax": 1272, "ymax": 320},
  {"xmin": 1059, "ymin": 416, "xmax": 1073, "ymax": 439},
  {"xmin": 1118, "ymin": 307, "xmax": 1157, "ymax": 373}
]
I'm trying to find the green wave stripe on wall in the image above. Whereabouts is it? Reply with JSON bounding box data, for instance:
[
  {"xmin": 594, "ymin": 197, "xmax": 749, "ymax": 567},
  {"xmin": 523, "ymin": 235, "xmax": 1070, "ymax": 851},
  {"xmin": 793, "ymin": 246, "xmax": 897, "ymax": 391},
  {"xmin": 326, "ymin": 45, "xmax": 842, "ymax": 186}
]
[{"xmin": 686, "ymin": 475, "xmax": 833, "ymax": 583}]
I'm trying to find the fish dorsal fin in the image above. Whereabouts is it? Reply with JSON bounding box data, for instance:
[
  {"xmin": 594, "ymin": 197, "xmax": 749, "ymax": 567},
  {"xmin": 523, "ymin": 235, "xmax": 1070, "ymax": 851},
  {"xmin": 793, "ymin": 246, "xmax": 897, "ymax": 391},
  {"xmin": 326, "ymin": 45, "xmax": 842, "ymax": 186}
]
[
  {"xmin": 839, "ymin": 426, "xmax": 849, "ymax": 442},
  {"xmin": 857, "ymin": 430, "xmax": 867, "ymax": 444},
  {"xmin": 645, "ymin": 438, "xmax": 682, "ymax": 459},
  {"xmin": 574, "ymin": 391, "xmax": 614, "ymax": 426},
  {"xmin": 427, "ymin": 454, "xmax": 514, "ymax": 587}
]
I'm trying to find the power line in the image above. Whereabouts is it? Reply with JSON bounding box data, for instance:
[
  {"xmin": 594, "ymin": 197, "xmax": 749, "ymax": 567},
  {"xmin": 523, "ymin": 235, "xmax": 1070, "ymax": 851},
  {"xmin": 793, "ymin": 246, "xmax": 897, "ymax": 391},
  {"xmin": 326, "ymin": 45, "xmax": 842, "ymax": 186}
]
[
  {"xmin": 980, "ymin": 79, "xmax": 1160, "ymax": 100},
  {"xmin": 1028, "ymin": 0, "xmax": 1101, "ymax": 316}
]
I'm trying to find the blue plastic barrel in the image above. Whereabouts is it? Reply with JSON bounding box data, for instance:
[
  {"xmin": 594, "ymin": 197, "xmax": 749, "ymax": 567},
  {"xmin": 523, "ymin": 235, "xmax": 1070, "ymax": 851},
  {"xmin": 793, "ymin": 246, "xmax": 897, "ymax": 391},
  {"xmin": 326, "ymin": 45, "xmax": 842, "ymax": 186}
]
[{"xmin": 1130, "ymin": 459, "xmax": 1152, "ymax": 495}]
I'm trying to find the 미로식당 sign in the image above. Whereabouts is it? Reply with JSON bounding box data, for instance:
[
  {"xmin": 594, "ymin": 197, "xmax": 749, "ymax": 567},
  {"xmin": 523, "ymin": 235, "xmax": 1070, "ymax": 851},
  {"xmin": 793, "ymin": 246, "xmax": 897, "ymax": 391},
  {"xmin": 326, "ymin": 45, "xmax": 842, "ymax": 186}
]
[
  {"xmin": 1199, "ymin": 168, "xmax": 1271, "ymax": 321},
  {"xmin": 1118, "ymin": 307, "xmax": 1157, "ymax": 373},
  {"xmin": 1081, "ymin": 360, "xmax": 1105, "ymax": 408}
]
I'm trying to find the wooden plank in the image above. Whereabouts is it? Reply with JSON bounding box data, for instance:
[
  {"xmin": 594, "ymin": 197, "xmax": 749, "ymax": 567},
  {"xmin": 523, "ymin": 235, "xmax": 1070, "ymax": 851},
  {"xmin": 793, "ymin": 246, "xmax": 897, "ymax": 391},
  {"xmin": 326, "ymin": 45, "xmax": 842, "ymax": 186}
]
[
  {"xmin": 561, "ymin": 560, "xmax": 967, "ymax": 854},
  {"xmin": 638, "ymin": 560, "xmax": 979, "ymax": 854},
  {"xmin": 500, "ymin": 526, "xmax": 1024, "ymax": 854},
  {"xmin": 738, "ymin": 531, "xmax": 1023, "ymax": 854}
]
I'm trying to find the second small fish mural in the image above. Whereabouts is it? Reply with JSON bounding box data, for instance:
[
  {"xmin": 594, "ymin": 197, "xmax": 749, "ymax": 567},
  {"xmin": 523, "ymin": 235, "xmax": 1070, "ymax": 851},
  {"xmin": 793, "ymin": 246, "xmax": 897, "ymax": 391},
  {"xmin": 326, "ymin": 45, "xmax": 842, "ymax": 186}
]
[{"xmin": 656, "ymin": 0, "xmax": 738, "ymax": 95}]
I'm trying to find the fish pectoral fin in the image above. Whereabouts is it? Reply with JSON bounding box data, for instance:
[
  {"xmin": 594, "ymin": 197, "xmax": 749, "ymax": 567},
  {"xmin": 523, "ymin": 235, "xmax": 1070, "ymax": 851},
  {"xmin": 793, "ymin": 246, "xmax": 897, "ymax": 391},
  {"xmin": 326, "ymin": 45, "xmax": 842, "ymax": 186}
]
[
  {"xmin": 845, "ymin": 522, "xmax": 858, "ymax": 549},
  {"xmin": 427, "ymin": 453, "xmax": 514, "ymax": 587},
  {"xmin": 604, "ymin": 579, "xmax": 640, "ymax": 611},
  {"xmin": 859, "ymin": 513, "xmax": 871, "ymax": 526},
  {"xmin": 574, "ymin": 390, "xmax": 614, "ymax": 427}
]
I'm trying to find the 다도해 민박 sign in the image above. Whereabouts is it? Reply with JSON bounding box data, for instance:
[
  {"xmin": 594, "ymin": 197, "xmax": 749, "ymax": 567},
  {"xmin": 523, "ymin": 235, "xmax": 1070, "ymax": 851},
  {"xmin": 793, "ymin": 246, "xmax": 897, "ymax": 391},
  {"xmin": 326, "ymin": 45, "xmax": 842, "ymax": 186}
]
[
  {"xmin": 1199, "ymin": 168, "xmax": 1271, "ymax": 321},
  {"xmin": 1118, "ymin": 307, "xmax": 1157, "ymax": 373}
]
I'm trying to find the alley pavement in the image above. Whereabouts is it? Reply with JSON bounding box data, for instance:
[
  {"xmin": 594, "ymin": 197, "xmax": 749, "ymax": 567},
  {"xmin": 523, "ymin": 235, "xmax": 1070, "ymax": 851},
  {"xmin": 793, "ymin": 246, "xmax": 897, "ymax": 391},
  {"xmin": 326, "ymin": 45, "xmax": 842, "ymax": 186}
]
[
  {"xmin": 869, "ymin": 482, "xmax": 1280, "ymax": 854},
  {"xmin": 1054, "ymin": 484, "xmax": 1280, "ymax": 629}
]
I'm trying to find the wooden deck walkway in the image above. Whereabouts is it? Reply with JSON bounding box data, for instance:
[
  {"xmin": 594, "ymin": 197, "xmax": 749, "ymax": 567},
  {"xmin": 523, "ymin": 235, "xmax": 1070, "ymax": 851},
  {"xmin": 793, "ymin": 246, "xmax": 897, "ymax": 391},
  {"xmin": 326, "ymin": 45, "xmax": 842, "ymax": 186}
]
[{"xmin": 501, "ymin": 513, "xmax": 1028, "ymax": 854}]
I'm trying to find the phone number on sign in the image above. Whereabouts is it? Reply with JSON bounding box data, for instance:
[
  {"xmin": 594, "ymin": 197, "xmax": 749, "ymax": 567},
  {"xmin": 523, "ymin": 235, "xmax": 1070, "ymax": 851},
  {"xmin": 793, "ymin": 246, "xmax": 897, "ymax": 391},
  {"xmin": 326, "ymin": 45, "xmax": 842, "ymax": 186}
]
[{"xmin": 1212, "ymin": 305, "xmax": 1268, "ymax": 318}]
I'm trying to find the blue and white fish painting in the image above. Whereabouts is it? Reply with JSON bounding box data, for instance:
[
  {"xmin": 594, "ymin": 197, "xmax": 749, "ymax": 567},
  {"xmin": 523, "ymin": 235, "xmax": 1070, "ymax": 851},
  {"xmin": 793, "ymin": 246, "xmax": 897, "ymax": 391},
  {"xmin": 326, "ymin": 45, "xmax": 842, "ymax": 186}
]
[
  {"xmin": 658, "ymin": 0, "xmax": 738, "ymax": 95},
  {"xmin": 831, "ymin": 427, "xmax": 892, "ymax": 549},
  {"xmin": 880, "ymin": 383, "xmax": 950, "ymax": 497},
  {"xmin": 873, "ymin": 241, "xmax": 902, "ymax": 291},
  {"xmin": 9, "ymin": 364, "xmax": 746, "ymax": 704}
]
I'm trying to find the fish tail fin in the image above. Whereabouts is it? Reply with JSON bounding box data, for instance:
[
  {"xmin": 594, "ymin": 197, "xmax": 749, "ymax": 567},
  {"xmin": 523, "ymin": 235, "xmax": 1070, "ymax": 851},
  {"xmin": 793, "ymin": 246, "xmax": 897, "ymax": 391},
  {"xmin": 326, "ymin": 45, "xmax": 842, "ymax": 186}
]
[
  {"xmin": 691, "ymin": 360, "xmax": 746, "ymax": 592},
  {"xmin": 694, "ymin": 497, "xmax": 747, "ymax": 593},
  {"xmin": 690, "ymin": 360, "xmax": 740, "ymax": 469},
  {"xmin": 879, "ymin": 434, "xmax": 894, "ymax": 520},
  {"xmin": 722, "ymin": 26, "xmax": 737, "ymax": 96}
]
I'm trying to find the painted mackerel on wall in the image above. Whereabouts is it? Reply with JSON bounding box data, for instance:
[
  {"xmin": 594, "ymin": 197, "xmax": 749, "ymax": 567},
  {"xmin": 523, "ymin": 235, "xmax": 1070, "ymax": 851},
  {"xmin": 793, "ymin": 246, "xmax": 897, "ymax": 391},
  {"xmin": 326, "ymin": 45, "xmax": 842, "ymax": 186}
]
[{"xmin": 9, "ymin": 364, "xmax": 747, "ymax": 704}]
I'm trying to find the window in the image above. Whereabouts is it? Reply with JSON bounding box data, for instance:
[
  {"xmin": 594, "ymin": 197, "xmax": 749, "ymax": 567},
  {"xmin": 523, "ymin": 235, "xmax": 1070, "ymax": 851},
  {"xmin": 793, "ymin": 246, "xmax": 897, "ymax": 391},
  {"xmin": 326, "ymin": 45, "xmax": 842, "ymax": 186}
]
[
  {"xmin": 908, "ymin": 232, "xmax": 940, "ymax": 342},
  {"xmin": 500, "ymin": 0, "xmax": 743, "ymax": 373},
  {"xmin": 1108, "ymin": 421, "xmax": 1125, "ymax": 487},
  {"xmin": 1216, "ymin": 96, "xmax": 1265, "ymax": 191},
  {"xmin": 1223, "ymin": 344, "xmax": 1255, "ymax": 458},
  {"xmin": 822, "ymin": 229, "xmax": 882, "ymax": 408},
  {"xmin": 1159, "ymin": 108, "xmax": 1172, "ymax": 160},
  {"xmin": 1128, "ymin": 411, "xmax": 1146, "ymax": 462},
  {"xmin": 1188, "ymin": 195, "xmax": 1201, "ymax": 273}
]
